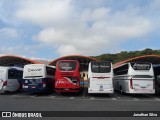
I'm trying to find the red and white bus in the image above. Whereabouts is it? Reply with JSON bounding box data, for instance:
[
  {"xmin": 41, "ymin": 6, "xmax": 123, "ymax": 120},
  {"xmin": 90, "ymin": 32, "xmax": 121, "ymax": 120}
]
[{"xmin": 55, "ymin": 60, "xmax": 80, "ymax": 93}]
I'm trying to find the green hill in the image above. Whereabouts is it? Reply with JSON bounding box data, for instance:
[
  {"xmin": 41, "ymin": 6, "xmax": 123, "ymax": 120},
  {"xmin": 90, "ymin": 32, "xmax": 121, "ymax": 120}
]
[{"xmin": 93, "ymin": 48, "xmax": 160, "ymax": 64}]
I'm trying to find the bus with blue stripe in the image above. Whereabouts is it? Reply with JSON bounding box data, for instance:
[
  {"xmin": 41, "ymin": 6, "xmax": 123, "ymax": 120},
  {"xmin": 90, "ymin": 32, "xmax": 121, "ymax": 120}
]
[{"xmin": 22, "ymin": 64, "xmax": 55, "ymax": 94}]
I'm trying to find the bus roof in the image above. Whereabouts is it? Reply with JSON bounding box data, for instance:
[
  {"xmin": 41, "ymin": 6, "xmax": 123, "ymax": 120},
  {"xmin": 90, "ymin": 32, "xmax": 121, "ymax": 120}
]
[
  {"xmin": 90, "ymin": 61, "xmax": 112, "ymax": 63},
  {"xmin": 0, "ymin": 66, "xmax": 23, "ymax": 70},
  {"xmin": 113, "ymin": 62, "xmax": 151, "ymax": 69},
  {"xmin": 57, "ymin": 60, "xmax": 79, "ymax": 62},
  {"xmin": 24, "ymin": 64, "xmax": 55, "ymax": 68}
]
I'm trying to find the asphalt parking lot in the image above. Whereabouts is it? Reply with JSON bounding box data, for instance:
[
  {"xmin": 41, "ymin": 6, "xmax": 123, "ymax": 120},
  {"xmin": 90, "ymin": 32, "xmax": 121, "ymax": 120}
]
[
  {"xmin": 0, "ymin": 89, "xmax": 160, "ymax": 119},
  {"xmin": 1, "ymin": 89, "xmax": 160, "ymax": 110}
]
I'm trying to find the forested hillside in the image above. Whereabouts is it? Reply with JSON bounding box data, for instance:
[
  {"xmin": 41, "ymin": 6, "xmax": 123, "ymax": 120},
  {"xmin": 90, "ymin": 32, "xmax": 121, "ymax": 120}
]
[{"xmin": 93, "ymin": 48, "xmax": 160, "ymax": 64}]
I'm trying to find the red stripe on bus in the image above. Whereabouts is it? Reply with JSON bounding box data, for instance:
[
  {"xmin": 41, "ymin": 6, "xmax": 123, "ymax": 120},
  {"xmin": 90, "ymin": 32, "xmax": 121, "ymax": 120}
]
[{"xmin": 92, "ymin": 77, "xmax": 110, "ymax": 79}]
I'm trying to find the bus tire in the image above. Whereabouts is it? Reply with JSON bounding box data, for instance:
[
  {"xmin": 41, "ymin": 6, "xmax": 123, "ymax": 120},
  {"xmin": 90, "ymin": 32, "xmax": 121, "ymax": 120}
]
[
  {"xmin": 156, "ymin": 87, "xmax": 160, "ymax": 95},
  {"xmin": 120, "ymin": 86, "xmax": 122, "ymax": 93}
]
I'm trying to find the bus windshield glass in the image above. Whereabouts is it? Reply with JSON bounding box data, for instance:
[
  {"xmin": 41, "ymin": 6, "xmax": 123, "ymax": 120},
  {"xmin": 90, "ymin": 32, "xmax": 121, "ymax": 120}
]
[
  {"xmin": 58, "ymin": 62, "xmax": 77, "ymax": 71},
  {"xmin": 91, "ymin": 62, "xmax": 111, "ymax": 73},
  {"xmin": 131, "ymin": 63, "xmax": 151, "ymax": 70}
]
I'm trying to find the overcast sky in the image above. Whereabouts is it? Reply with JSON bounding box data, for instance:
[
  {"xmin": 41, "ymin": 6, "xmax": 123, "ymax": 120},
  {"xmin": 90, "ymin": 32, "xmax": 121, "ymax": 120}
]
[{"xmin": 0, "ymin": 0, "xmax": 160, "ymax": 60}]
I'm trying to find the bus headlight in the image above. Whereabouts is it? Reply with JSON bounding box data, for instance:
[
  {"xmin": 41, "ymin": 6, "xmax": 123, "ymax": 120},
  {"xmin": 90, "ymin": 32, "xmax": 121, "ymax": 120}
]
[
  {"xmin": 42, "ymin": 81, "xmax": 46, "ymax": 88},
  {"xmin": 25, "ymin": 80, "xmax": 28, "ymax": 84},
  {"xmin": 43, "ymin": 84, "xmax": 46, "ymax": 88}
]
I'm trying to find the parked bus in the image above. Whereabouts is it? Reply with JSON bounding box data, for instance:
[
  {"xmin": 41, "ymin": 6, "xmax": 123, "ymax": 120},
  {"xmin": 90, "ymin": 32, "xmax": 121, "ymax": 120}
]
[
  {"xmin": 0, "ymin": 66, "xmax": 23, "ymax": 93},
  {"xmin": 113, "ymin": 62, "xmax": 155, "ymax": 94},
  {"xmin": 55, "ymin": 60, "xmax": 80, "ymax": 93},
  {"xmin": 22, "ymin": 64, "xmax": 55, "ymax": 94},
  {"xmin": 155, "ymin": 75, "xmax": 160, "ymax": 95},
  {"xmin": 88, "ymin": 61, "xmax": 113, "ymax": 94},
  {"xmin": 153, "ymin": 65, "xmax": 160, "ymax": 94}
]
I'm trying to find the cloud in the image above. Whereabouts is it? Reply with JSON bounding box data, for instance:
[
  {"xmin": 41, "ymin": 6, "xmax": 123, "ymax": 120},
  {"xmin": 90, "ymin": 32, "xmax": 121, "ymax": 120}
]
[
  {"xmin": 0, "ymin": 44, "xmax": 41, "ymax": 57},
  {"xmin": 1, "ymin": 0, "xmax": 159, "ymax": 57},
  {"xmin": 0, "ymin": 27, "xmax": 19, "ymax": 40},
  {"xmin": 57, "ymin": 45, "xmax": 82, "ymax": 55},
  {"xmin": 15, "ymin": 0, "xmax": 72, "ymax": 27},
  {"xmin": 0, "ymin": 46, "xmax": 15, "ymax": 54},
  {"xmin": 148, "ymin": 0, "xmax": 160, "ymax": 12},
  {"xmin": 33, "ymin": 3, "xmax": 152, "ymax": 56}
]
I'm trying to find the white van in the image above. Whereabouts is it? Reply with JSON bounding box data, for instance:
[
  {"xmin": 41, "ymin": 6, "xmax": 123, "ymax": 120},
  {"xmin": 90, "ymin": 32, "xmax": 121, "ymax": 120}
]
[{"xmin": 0, "ymin": 66, "xmax": 23, "ymax": 93}]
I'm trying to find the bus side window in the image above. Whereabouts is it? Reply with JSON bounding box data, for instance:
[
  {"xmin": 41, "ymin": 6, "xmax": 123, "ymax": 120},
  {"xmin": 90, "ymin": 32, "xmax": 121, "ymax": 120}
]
[
  {"xmin": 157, "ymin": 76, "xmax": 160, "ymax": 85},
  {"xmin": 46, "ymin": 67, "xmax": 55, "ymax": 76},
  {"xmin": 18, "ymin": 71, "xmax": 23, "ymax": 78},
  {"xmin": 114, "ymin": 64, "xmax": 128, "ymax": 75},
  {"xmin": 8, "ymin": 70, "xmax": 17, "ymax": 79},
  {"xmin": 8, "ymin": 69, "xmax": 22, "ymax": 79}
]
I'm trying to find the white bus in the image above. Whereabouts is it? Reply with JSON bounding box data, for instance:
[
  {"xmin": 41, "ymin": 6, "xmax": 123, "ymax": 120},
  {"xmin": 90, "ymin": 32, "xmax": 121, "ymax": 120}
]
[
  {"xmin": 113, "ymin": 62, "xmax": 155, "ymax": 94},
  {"xmin": 22, "ymin": 64, "xmax": 56, "ymax": 93},
  {"xmin": 0, "ymin": 66, "xmax": 23, "ymax": 93},
  {"xmin": 88, "ymin": 61, "xmax": 113, "ymax": 94}
]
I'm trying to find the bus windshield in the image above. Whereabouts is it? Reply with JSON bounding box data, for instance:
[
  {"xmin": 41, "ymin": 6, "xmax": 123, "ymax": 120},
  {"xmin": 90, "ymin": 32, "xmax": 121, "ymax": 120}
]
[
  {"xmin": 58, "ymin": 62, "xmax": 77, "ymax": 71},
  {"xmin": 91, "ymin": 62, "xmax": 111, "ymax": 73}
]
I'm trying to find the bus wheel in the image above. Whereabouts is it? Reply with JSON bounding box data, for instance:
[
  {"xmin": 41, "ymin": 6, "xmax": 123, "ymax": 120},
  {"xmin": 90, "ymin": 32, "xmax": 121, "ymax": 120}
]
[
  {"xmin": 120, "ymin": 86, "xmax": 123, "ymax": 94},
  {"xmin": 155, "ymin": 87, "xmax": 158, "ymax": 95},
  {"xmin": 16, "ymin": 86, "xmax": 23, "ymax": 93},
  {"xmin": 156, "ymin": 87, "xmax": 160, "ymax": 95}
]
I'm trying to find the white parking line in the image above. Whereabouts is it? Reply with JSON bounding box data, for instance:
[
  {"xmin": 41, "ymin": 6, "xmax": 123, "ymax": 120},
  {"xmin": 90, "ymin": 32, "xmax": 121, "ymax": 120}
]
[
  {"xmin": 48, "ymin": 97, "xmax": 160, "ymax": 102},
  {"xmin": 7, "ymin": 93, "xmax": 160, "ymax": 102},
  {"xmin": 49, "ymin": 96, "xmax": 56, "ymax": 98},
  {"xmin": 132, "ymin": 98, "xmax": 139, "ymax": 101},
  {"xmin": 111, "ymin": 98, "xmax": 117, "ymax": 100},
  {"xmin": 28, "ymin": 95, "xmax": 36, "ymax": 98},
  {"xmin": 69, "ymin": 97, "xmax": 75, "ymax": 99},
  {"xmin": 10, "ymin": 95, "xmax": 20, "ymax": 97},
  {"xmin": 113, "ymin": 94, "xmax": 120, "ymax": 98},
  {"xmin": 90, "ymin": 97, "xmax": 95, "ymax": 100},
  {"xmin": 154, "ymin": 98, "xmax": 160, "ymax": 101}
]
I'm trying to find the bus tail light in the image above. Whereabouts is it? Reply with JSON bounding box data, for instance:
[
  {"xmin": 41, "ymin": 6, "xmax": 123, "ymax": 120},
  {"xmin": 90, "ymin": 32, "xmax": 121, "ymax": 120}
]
[
  {"xmin": 130, "ymin": 78, "xmax": 133, "ymax": 89},
  {"xmin": 42, "ymin": 81, "xmax": 46, "ymax": 88},
  {"xmin": 3, "ymin": 81, "xmax": 7, "ymax": 86},
  {"xmin": 22, "ymin": 83, "xmax": 25, "ymax": 88}
]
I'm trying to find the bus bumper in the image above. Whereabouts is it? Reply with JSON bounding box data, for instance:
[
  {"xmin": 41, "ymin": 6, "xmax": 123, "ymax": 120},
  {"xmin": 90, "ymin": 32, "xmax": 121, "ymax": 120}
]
[
  {"xmin": 88, "ymin": 88, "xmax": 114, "ymax": 94},
  {"xmin": 55, "ymin": 88, "xmax": 80, "ymax": 93},
  {"xmin": 23, "ymin": 87, "xmax": 46, "ymax": 94},
  {"xmin": 129, "ymin": 89, "xmax": 155, "ymax": 94}
]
